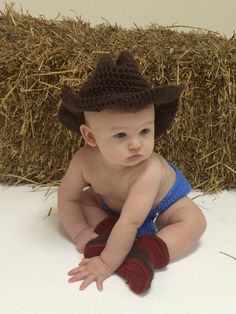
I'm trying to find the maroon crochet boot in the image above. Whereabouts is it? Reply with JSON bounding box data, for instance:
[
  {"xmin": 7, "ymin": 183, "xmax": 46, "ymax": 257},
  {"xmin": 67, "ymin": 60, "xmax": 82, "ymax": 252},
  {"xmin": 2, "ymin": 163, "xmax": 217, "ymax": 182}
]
[
  {"xmin": 116, "ymin": 247, "xmax": 154, "ymax": 294},
  {"xmin": 85, "ymin": 233, "xmax": 170, "ymax": 269},
  {"xmin": 84, "ymin": 216, "xmax": 118, "ymax": 257},
  {"xmin": 135, "ymin": 235, "xmax": 169, "ymax": 269},
  {"xmin": 86, "ymin": 217, "xmax": 169, "ymax": 269},
  {"xmin": 84, "ymin": 216, "xmax": 118, "ymax": 258},
  {"xmin": 84, "ymin": 236, "xmax": 154, "ymax": 294},
  {"xmin": 84, "ymin": 232, "xmax": 110, "ymax": 258},
  {"xmin": 94, "ymin": 216, "xmax": 119, "ymax": 235},
  {"xmin": 85, "ymin": 217, "xmax": 154, "ymax": 294}
]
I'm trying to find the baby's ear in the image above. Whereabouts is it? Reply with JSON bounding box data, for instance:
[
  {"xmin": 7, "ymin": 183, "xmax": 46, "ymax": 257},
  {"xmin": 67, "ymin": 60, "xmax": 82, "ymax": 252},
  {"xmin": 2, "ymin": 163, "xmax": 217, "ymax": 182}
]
[{"xmin": 80, "ymin": 124, "xmax": 97, "ymax": 147}]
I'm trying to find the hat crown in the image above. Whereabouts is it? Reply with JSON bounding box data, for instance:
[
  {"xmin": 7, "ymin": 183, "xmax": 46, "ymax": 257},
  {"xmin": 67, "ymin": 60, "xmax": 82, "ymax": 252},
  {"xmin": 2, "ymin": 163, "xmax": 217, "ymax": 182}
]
[
  {"xmin": 59, "ymin": 51, "xmax": 185, "ymax": 138},
  {"xmin": 79, "ymin": 52, "xmax": 150, "ymax": 98}
]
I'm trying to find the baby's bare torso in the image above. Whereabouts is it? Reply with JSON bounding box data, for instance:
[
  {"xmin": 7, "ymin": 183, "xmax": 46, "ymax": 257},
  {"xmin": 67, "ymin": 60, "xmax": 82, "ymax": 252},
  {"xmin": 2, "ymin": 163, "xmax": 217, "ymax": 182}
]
[{"xmin": 79, "ymin": 146, "xmax": 176, "ymax": 212}]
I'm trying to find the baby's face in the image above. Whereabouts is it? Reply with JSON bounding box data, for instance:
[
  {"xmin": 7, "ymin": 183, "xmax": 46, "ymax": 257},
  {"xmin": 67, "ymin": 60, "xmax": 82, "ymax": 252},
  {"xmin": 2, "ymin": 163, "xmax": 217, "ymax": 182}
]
[{"xmin": 83, "ymin": 104, "xmax": 155, "ymax": 167}]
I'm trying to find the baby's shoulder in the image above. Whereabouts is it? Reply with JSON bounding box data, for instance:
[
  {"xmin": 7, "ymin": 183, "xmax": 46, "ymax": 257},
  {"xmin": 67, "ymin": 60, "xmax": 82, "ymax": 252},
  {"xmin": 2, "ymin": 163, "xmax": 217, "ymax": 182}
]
[
  {"xmin": 132, "ymin": 153, "xmax": 164, "ymax": 181},
  {"xmin": 72, "ymin": 146, "xmax": 99, "ymax": 174},
  {"xmin": 145, "ymin": 152, "xmax": 165, "ymax": 171},
  {"xmin": 68, "ymin": 146, "xmax": 89, "ymax": 170}
]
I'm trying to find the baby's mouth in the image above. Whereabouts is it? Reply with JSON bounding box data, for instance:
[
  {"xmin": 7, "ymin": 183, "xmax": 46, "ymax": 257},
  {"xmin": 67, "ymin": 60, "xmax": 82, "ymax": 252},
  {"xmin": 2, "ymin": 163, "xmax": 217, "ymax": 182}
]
[{"xmin": 128, "ymin": 154, "xmax": 142, "ymax": 160}]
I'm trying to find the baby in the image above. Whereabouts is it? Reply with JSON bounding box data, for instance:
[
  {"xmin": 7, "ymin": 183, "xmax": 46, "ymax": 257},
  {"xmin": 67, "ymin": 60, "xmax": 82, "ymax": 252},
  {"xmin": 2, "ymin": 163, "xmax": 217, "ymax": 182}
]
[{"xmin": 58, "ymin": 51, "xmax": 206, "ymax": 294}]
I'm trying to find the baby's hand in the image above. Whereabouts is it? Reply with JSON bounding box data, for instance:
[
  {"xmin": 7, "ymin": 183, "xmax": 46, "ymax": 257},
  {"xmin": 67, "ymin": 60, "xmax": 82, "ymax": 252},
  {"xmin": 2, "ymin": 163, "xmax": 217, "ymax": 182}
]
[{"xmin": 68, "ymin": 256, "xmax": 113, "ymax": 291}]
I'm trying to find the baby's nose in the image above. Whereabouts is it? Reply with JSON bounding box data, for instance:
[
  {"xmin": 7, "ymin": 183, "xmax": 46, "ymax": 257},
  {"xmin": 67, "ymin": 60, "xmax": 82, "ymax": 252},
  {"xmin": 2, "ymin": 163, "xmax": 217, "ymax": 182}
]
[{"xmin": 128, "ymin": 139, "xmax": 141, "ymax": 151}]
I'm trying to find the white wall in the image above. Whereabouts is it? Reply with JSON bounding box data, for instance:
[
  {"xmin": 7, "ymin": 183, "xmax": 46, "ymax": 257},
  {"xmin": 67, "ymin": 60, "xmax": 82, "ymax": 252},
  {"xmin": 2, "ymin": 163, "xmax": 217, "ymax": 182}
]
[{"xmin": 1, "ymin": 0, "xmax": 235, "ymax": 37}]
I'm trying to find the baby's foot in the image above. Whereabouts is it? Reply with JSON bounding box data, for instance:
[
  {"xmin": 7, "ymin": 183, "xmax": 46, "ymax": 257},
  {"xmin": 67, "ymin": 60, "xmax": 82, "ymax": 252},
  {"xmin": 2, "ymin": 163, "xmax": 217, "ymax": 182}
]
[
  {"xmin": 135, "ymin": 235, "xmax": 169, "ymax": 269},
  {"xmin": 116, "ymin": 247, "xmax": 154, "ymax": 294},
  {"xmin": 94, "ymin": 216, "xmax": 119, "ymax": 234},
  {"xmin": 84, "ymin": 237, "xmax": 154, "ymax": 294},
  {"xmin": 84, "ymin": 232, "xmax": 109, "ymax": 258}
]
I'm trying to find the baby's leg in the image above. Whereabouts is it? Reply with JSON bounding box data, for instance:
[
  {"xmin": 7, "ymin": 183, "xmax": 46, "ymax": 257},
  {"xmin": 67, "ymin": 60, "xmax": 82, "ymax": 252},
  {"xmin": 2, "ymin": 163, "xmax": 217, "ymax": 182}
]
[
  {"xmin": 79, "ymin": 188, "xmax": 109, "ymax": 228},
  {"xmin": 156, "ymin": 196, "xmax": 207, "ymax": 260}
]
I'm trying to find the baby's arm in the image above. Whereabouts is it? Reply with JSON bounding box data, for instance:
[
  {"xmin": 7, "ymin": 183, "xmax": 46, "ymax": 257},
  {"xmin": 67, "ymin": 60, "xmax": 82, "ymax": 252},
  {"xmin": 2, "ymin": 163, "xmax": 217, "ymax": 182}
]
[
  {"xmin": 100, "ymin": 164, "xmax": 162, "ymax": 271},
  {"xmin": 67, "ymin": 161, "xmax": 163, "ymax": 290},
  {"xmin": 58, "ymin": 151, "xmax": 97, "ymax": 252}
]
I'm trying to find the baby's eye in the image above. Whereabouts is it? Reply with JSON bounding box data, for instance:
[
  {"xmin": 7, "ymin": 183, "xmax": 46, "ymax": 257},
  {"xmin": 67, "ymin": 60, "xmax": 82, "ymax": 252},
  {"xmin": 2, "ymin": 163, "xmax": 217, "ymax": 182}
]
[
  {"xmin": 114, "ymin": 132, "xmax": 127, "ymax": 139},
  {"xmin": 140, "ymin": 128, "xmax": 150, "ymax": 135}
]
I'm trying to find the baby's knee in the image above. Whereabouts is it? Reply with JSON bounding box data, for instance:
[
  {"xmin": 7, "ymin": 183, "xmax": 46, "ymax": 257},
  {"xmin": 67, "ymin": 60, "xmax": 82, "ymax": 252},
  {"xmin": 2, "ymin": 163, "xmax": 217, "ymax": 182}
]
[
  {"xmin": 187, "ymin": 206, "xmax": 207, "ymax": 239},
  {"xmin": 195, "ymin": 209, "xmax": 207, "ymax": 235},
  {"xmin": 177, "ymin": 200, "xmax": 207, "ymax": 238}
]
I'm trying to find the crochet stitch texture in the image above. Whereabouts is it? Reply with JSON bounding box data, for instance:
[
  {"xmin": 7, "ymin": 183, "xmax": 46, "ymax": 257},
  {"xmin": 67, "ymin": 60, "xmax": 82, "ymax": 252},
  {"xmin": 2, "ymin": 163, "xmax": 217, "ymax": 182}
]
[{"xmin": 59, "ymin": 51, "xmax": 184, "ymax": 137}]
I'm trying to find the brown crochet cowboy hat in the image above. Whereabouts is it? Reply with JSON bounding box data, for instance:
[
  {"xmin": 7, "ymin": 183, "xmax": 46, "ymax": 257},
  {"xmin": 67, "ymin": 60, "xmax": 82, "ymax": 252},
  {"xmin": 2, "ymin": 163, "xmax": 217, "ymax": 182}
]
[{"xmin": 58, "ymin": 51, "xmax": 184, "ymax": 137}]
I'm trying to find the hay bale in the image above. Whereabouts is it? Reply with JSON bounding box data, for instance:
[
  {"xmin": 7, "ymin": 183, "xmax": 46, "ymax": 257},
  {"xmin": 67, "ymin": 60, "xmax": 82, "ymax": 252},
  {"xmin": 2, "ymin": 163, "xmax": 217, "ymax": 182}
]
[{"xmin": 0, "ymin": 5, "xmax": 235, "ymax": 191}]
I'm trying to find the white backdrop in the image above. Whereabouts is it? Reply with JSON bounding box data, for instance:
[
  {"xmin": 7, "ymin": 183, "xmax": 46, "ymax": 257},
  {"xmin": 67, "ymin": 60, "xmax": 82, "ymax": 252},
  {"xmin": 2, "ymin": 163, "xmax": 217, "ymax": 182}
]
[{"xmin": 1, "ymin": 0, "xmax": 235, "ymax": 37}]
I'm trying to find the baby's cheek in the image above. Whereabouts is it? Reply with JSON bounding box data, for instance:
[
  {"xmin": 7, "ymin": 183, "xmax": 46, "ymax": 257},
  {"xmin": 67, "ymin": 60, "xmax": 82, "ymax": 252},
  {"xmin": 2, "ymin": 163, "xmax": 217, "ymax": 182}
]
[
  {"xmin": 109, "ymin": 150, "xmax": 122, "ymax": 161},
  {"xmin": 110, "ymin": 149, "xmax": 125, "ymax": 163},
  {"xmin": 101, "ymin": 146, "xmax": 120, "ymax": 162},
  {"xmin": 148, "ymin": 137, "xmax": 155, "ymax": 151}
]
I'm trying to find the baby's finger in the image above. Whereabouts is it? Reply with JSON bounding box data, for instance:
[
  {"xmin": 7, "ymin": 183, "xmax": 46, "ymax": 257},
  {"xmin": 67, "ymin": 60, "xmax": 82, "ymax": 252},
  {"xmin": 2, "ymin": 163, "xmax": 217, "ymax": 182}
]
[
  {"xmin": 68, "ymin": 266, "xmax": 86, "ymax": 276},
  {"xmin": 79, "ymin": 274, "xmax": 95, "ymax": 291},
  {"xmin": 96, "ymin": 278, "xmax": 104, "ymax": 291},
  {"xmin": 68, "ymin": 270, "xmax": 89, "ymax": 283}
]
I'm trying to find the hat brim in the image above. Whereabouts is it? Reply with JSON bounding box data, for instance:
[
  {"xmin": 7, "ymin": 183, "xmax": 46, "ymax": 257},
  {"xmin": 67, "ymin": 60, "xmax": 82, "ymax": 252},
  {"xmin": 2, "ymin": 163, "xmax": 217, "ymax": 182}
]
[
  {"xmin": 60, "ymin": 83, "xmax": 184, "ymax": 113},
  {"xmin": 59, "ymin": 83, "xmax": 185, "ymax": 137}
]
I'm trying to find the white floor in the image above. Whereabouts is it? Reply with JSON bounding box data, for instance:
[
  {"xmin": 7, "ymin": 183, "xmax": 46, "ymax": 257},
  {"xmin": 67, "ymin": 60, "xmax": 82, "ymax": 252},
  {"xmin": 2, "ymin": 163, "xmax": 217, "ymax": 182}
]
[{"xmin": 0, "ymin": 184, "xmax": 235, "ymax": 314}]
